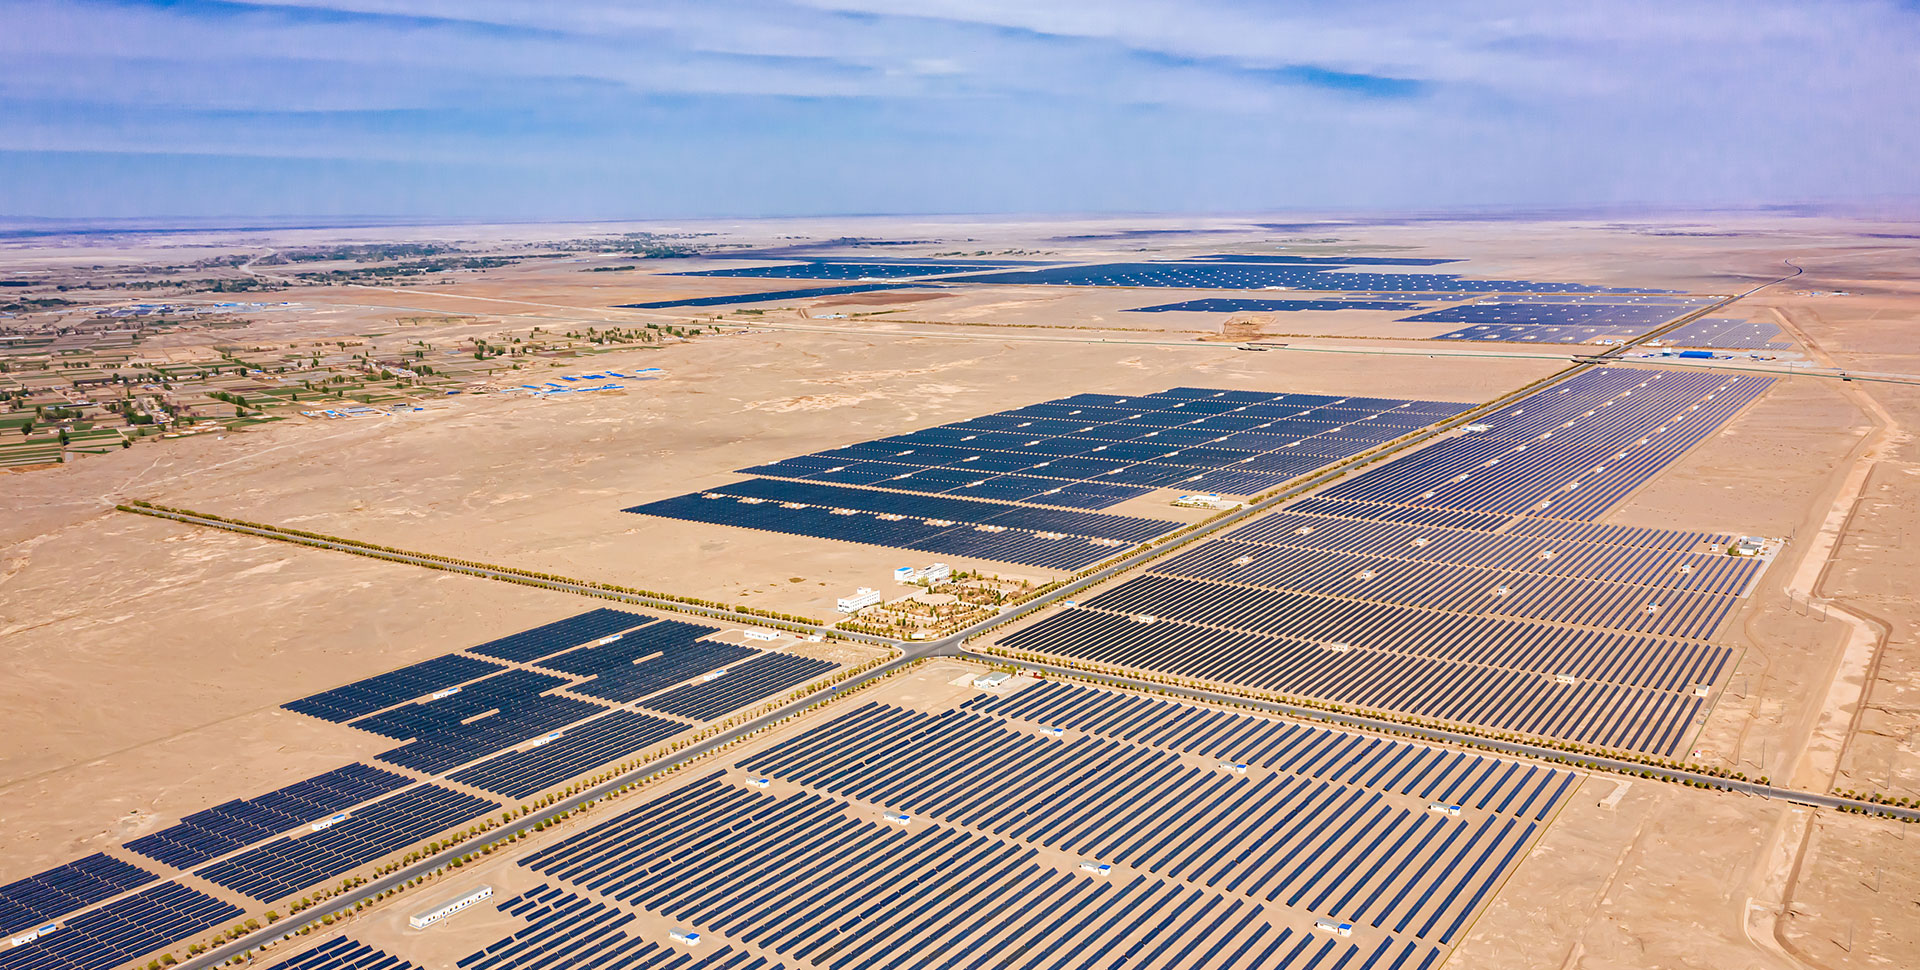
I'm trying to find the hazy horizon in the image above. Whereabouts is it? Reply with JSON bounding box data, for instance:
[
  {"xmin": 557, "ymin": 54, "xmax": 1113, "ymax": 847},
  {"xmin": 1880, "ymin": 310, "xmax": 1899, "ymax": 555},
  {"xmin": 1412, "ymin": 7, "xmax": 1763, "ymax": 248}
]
[{"xmin": 5, "ymin": 1, "xmax": 1918, "ymax": 221}]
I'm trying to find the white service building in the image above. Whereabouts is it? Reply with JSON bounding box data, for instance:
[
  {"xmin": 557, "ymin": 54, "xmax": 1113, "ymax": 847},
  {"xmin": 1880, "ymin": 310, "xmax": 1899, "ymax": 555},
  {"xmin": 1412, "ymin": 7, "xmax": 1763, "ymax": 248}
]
[
  {"xmin": 409, "ymin": 885, "xmax": 493, "ymax": 929},
  {"xmin": 837, "ymin": 587, "xmax": 883, "ymax": 613}
]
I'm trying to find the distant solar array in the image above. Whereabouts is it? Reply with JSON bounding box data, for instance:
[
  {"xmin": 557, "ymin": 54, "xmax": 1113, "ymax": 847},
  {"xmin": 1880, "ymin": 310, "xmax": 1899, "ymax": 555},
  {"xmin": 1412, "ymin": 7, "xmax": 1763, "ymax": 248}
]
[
  {"xmin": 1399, "ymin": 295, "xmax": 1719, "ymax": 344},
  {"xmin": 1127, "ymin": 298, "xmax": 1423, "ymax": 313},
  {"xmin": 617, "ymin": 282, "xmax": 930, "ymax": 310},
  {"xmin": 1003, "ymin": 369, "xmax": 1774, "ymax": 755},
  {"xmin": 493, "ymin": 682, "xmax": 1573, "ymax": 970},
  {"xmin": 938, "ymin": 261, "xmax": 1667, "ymax": 293},
  {"xmin": 741, "ymin": 387, "xmax": 1471, "ymax": 506},
  {"xmin": 1658, "ymin": 318, "xmax": 1792, "ymax": 350},
  {"xmin": 1171, "ymin": 254, "xmax": 1464, "ymax": 265},
  {"xmin": 125, "ymin": 763, "xmax": 412, "ymax": 869},
  {"xmin": 628, "ymin": 387, "xmax": 1469, "ymax": 569},
  {"xmin": 673, "ymin": 260, "xmax": 1023, "ymax": 280}
]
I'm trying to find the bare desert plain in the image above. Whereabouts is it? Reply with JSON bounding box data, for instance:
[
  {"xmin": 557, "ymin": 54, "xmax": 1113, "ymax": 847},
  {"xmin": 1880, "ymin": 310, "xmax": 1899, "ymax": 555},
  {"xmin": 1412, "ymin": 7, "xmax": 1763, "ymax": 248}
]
[{"xmin": 2, "ymin": 212, "xmax": 1918, "ymax": 970}]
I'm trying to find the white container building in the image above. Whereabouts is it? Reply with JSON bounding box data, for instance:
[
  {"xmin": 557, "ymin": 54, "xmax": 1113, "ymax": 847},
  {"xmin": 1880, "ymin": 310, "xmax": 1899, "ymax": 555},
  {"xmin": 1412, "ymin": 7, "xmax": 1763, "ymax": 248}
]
[
  {"xmin": 409, "ymin": 885, "xmax": 493, "ymax": 929},
  {"xmin": 837, "ymin": 587, "xmax": 883, "ymax": 613}
]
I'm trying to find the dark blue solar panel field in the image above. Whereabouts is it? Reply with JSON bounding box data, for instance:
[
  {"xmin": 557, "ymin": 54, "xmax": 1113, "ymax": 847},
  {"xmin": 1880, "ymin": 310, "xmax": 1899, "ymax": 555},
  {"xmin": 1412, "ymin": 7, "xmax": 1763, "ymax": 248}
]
[
  {"xmin": 1398, "ymin": 295, "xmax": 1721, "ymax": 344},
  {"xmin": 458, "ymin": 671, "xmax": 1578, "ymax": 970},
  {"xmin": 999, "ymin": 368, "xmax": 1774, "ymax": 755},
  {"xmin": 1658, "ymin": 317, "xmax": 1793, "ymax": 349},
  {"xmin": 1127, "ymin": 298, "xmax": 1423, "ymax": 313},
  {"xmin": 624, "ymin": 386, "xmax": 1470, "ymax": 570},
  {"xmin": 936, "ymin": 261, "xmax": 1665, "ymax": 293}
]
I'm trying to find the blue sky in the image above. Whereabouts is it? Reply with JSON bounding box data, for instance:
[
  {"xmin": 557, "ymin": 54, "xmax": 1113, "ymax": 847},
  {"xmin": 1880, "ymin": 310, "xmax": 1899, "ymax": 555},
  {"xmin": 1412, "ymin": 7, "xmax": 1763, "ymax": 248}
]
[{"xmin": 3, "ymin": 0, "xmax": 1917, "ymax": 220}]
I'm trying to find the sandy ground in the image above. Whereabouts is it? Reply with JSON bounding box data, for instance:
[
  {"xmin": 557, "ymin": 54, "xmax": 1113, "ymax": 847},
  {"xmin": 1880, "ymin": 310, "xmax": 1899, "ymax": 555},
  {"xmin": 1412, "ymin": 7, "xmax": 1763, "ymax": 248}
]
[{"xmin": 0, "ymin": 513, "xmax": 746, "ymax": 878}]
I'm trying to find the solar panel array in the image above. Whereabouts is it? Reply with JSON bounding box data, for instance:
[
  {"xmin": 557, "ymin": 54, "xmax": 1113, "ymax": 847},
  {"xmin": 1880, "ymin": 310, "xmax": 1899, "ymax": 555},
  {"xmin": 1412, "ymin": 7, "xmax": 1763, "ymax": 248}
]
[
  {"xmin": 284, "ymin": 654, "xmax": 506, "ymax": 723},
  {"xmin": 1658, "ymin": 318, "xmax": 1792, "ymax": 350},
  {"xmin": 494, "ymin": 680, "xmax": 1571, "ymax": 970},
  {"xmin": 0, "ymin": 882, "xmax": 240, "ymax": 970},
  {"xmin": 199, "ymin": 784, "xmax": 501, "ymax": 902},
  {"xmin": 627, "ymin": 487, "xmax": 1167, "ymax": 571},
  {"xmin": 125, "ymin": 763, "xmax": 412, "ymax": 869},
  {"xmin": 1172, "ymin": 255, "xmax": 1463, "ymax": 266},
  {"xmin": 0, "ymin": 854, "xmax": 157, "ymax": 936},
  {"xmin": 617, "ymin": 283, "xmax": 928, "ymax": 310},
  {"xmin": 634, "ymin": 654, "xmax": 840, "ymax": 722},
  {"xmin": 1002, "ymin": 369, "xmax": 1774, "ymax": 755},
  {"xmin": 461, "ymin": 886, "xmax": 793, "ymax": 970},
  {"xmin": 537, "ymin": 619, "xmax": 751, "ymax": 703},
  {"xmin": 629, "ymin": 387, "xmax": 1467, "ymax": 569},
  {"xmin": 468, "ymin": 608, "xmax": 655, "ymax": 663},
  {"xmin": 1126, "ymin": 298, "xmax": 1422, "ymax": 313},
  {"xmin": 742, "ymin": 386, "xmax": 1471, "ymax": 505},
  {"xmin": 277, "ymin": 937, "xmax": 421, "ymax": 970},
  {"xmin": 449, "ymin": 710, "xmax": 689, "ymax": 799},
  {"xmin": 937, "ymin": 261, "xmax": 1665, "ymax": 293},
  {"xmin": 1399, "ymin": 296, "xmax": 1718, "ymax": 344}
]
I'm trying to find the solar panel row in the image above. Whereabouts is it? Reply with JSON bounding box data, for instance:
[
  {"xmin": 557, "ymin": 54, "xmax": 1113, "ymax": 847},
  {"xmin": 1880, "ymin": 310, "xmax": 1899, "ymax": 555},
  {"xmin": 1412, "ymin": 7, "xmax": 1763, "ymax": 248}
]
[
  {"xmin": 449, "ymin": 710, "xmax": 688, "ymax": 799},
  {"xmin": 467, "ymin": 608, "xmax": 657, "ymax": 662},
  {"xmin": 743, "ymin": 387, "xmax": 1468, "ymax": 508},
  {"xmin": 1126, "ymin": 299, "xmax": 1422, "ymax": 313},
  {"xmin": 0, "ymin": 881, "xmax": 240, "ymax": 970},
  {"xmin": 125, "ymin": 763, "xmax": 412, "ymax": 869},
  {"xmin": 1657, "ymin": 318, "xmax": 1792, "ymax": 350},
  {"xmin": 199, "ymin": 785, "xmax": 500, "ymax": 902},
  {"xmin": 634, "ymin": 653, "xmax": 839, "ymax": 722},
  {"xmin": 629, "ymin": 492, "xmax": 1135, "ymax": 570},
  {"xmin": 0, "ymin": 854, "xmax": 157, "ymax": 937},
  {"xmin": 283, "ymin": 653, "xmax": 506, "ymax": 724},
  {"xmin": 686, "ymin": 478, "xmax": 1180, "ymax": 543},
  {"xmin": 276, "ymin": 937, "xmax": 421, "ymax": 970},
  {"xmin": 461, "ymin": 885, "xmax": 790, "ymax": 970},
  {"xmin": 930, "ymin": 262, "xmax": 1667, "ymax": 293}
]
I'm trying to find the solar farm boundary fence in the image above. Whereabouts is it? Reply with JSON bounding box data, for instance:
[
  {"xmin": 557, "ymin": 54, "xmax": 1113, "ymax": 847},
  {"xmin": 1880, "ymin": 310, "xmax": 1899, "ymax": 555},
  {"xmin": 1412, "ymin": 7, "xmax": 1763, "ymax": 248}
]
[{"xmin": 115, "ymin": 502, "xmax": 899, "ymax": 648}]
